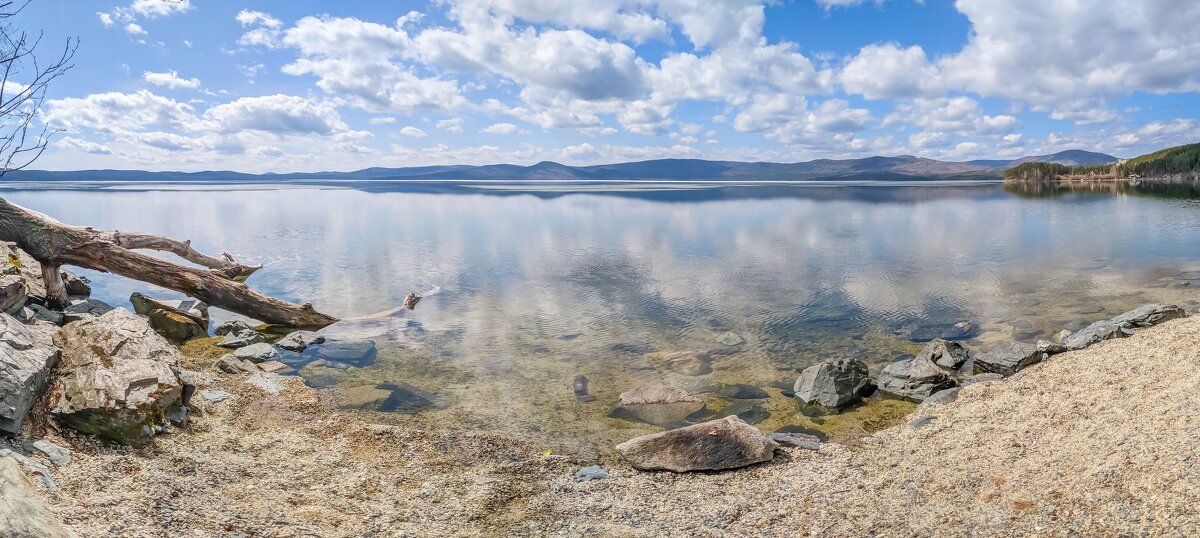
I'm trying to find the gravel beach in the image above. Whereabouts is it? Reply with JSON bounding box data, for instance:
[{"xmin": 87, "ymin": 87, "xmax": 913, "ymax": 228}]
[{"xmin": 29, "ymin": 314, "xmax": 1200, "ymax": 537}]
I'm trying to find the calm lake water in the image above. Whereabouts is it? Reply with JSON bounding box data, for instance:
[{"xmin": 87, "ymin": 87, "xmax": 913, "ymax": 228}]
[{"xmin": 4, "ymin": 179, "xmax": 1200, "ymax": 455}]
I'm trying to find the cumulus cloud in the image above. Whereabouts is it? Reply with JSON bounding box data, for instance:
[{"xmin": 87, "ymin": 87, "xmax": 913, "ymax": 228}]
[
  {"xmin": 841, "ymin": 43, "xmax": 939, "ymax": 100},
  {"xmin": 143, "ymin": 70, "xmax": 201, "ymax": 89},
  {"xmin": 399, "ymin": 126, "xmax": 427, "ymax": 137},
  {"xmin": 56, "ymin": 136, "xmax": 113, "ymax": 155},
  {"xmin": 237, "ymin": 10, "xmax": 284, "ymax": 47},
  {"xmin": 481, "ymin": 122, "xmax": 520, "ymax": 135}
]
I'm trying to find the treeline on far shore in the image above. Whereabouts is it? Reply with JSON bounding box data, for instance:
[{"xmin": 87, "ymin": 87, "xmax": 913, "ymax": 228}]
[{"xmin": 1004, "ymin": 143, "xmax": 1200, "ymax": 181}]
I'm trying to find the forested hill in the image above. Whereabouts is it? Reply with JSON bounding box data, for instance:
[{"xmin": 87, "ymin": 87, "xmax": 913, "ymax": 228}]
[{"xmin": 1004, "ymin": 143, "xmax": 1200, "ymax": 181}]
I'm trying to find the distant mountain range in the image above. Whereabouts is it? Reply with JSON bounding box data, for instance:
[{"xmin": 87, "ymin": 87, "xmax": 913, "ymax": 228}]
[{"xmin": 3, "ymin": 149, "xmax": 1119, "ymax": 182}]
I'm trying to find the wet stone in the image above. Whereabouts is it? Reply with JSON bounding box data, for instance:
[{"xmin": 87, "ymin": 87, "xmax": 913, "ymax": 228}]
[
  {"xmin": 375, "ymin": 382, "xmax": 449, "ymax": 414},
  {"xmin": 718, "ymin": 384, "xmax": 768, "ymax": 400},
  {"xmin": 647, "ymin": 351, "xmax": 712, "ymax": 376},
  {"xmin": 708, "ymin": 400, "xmax": 770, "ymax": 425},
  {"xmin": 610, "ymin": 342, "xmax": 654, "ymax": 355},
  {"xmin": 304, "ymin": 340, "xmax": 378, "ymax": 368}
]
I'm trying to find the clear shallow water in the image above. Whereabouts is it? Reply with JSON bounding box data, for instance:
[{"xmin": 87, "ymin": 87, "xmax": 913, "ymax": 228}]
[{"xmin": 4, "ymin": 179, "xmax": 1200, "ymax": 455}]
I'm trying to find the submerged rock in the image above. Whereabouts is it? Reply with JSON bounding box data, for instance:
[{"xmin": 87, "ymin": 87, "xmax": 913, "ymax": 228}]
[
  {"xmin": 0, "ymin": 275, "xmax": 27, "ymax": 316},
  {"xmin": 916, "ymin": 338, "xmax": 970, "ymax": 370},
  {"xmin": 217, "ymin": 328, "xmax": 267, "ymax": 349},
  {"xmin": 276, "ymin": 330, "xmax": 325, "ymax": 352},
  {"xmin": 719, "ymin": 384, "xmax": 769, "ymax": 400},
  {"xmin": 793, "ymin": 358, "xmax": 872, "ymax": 410},
  {"xmin": 616, "ymin": 416, "xmax": 777, "ymax": 472},
  {"xmin": 875, "ymin": 355, "xmax": 958, "ymax": 402},
  {"xmin": 612, "ymin": 383, "xmax": 705, "ymax": 427},
  {"xmin": 708, "ymin": 400, "xmax": 771, "ymax": 425},
  {"xmin": 572, "ymin": 375, "xmax": 596, "ymax": 402},
  {"xmin": 0, "ymin": 457, "xmax": 71, "ymax": 537},
  {"xmin": 716, "ymin": 331, "xmax": 745, "ymax": 346},
  {"xmin": 647, "ymin": 351, "xmax": 712, "ymax": 376},
  {"xmin": 305, "ymin": 340, "xmax": 377, "ymax": 367},
  {"xmin": 48, "ymin": 309, "xmax": 184, "ymax": 446},
  {"xmin": 975, "ymin": 341, "xmax": 1043, "ymax": 376},
  {"xmin": 0, "ymin": 314, "xmax": 60, "ymax": 435},
  {"xmin": 376, "ymin": 382, "xmax": 449, "ymax": 413}
]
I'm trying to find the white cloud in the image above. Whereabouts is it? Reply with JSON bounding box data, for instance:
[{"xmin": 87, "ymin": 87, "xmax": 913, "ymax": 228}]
[
  {"xmin": 481, "ymin": 122, "xmax": 520, "ymax": 135},
  {"xmin": 399, "ymin": 126, "xmax": 428, "ymax": 138},
  {"xmin": 143, "ymin": 70, "xmax": 201, "ymax": 89},
  {"xmin": 841, "ymin": 43, "xmax": 940, "ymax": 100},
  {"xmin": 202, "ymin": 95, "xmax": 354, "ymax": 136},
  {"xmin": 237, "ymin": 10, "xmax": 284, "ymax": 48},
  {"xmin": 56, "ymin": 136, "xmax": 113, "ymax": 155},
  {"xmin": 43, "ymin": 90, "xmax": 199, "ymax": 133},
  {"xmin": 370, "ymin": 117, "xmax": 397, "ymax": 124},
  {"xmin": 733, "ymin": 94, "xmax": 871, "ymax": 147},
  {"xmin": 124, "ymin": 23, "xmax": 146, "ymax": 35},
  {"xmin": 98, "ymin": 12, "xmax": 114, "ymax": 27},
  {"xmin": 436, "ymin": 117, "xmax": 464, "ymax": 133},
  {"xmin": 127, "ymin": 0, "xmax": 192, "ymax": 19}
]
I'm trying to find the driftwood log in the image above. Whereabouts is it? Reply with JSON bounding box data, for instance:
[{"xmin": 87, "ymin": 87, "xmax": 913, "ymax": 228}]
[{"xmin": 0, "ymin": 197, "xmax": 337, "ymax": 327}]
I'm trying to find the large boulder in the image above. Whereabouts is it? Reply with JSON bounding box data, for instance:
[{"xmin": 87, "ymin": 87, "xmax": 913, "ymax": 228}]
[
  {"xmin": 975, "ymin": 341, "xmax": 1043, "ymax": 376},
  {"xmin": 647, "ymin": 351, "xmax": 712, "ymax": 376},
  {"xmin": 0, "ymin": 275, "xmax": 27, "ymax": 316},
  {"xmin": 130, "ymin": 293, "xmax": 209, "ymax": 342},
  {"xmin": 875, "ymin": 356, "xmax": 958, "ymax": 402},
  {"xmin": 0, "ymin": 314, "xmax": 60, "ymax": 435},
  {"xmin": 916, "ymin": 338, "xmax": 970, "ymax": 370},
  {"xmin": 615, "ymin": 416, "xmax": 778, "ymax": 472},
  {"xmin": 0, "ymin": 457, "xmax": 71, "ymax": 537},
  {"xmin": 48, "ymin": 309, "xmax": 185, "ymax": 446},
  {"xmin": 611, "ymin": 383, "xmax": 705, "ymax": 427},
  {"xmin": 794, "ymin": 358, "xmax": 872, "ymax": 410}
]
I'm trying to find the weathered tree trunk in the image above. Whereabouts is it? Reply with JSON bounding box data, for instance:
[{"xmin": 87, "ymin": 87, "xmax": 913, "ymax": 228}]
[
  {"xmin": 40, "ymin": 263, "xmax": 67, "ymax": 309},
  {"xmin": 0, "ymin": 197, "xmax": 337, "ymax": 327}
]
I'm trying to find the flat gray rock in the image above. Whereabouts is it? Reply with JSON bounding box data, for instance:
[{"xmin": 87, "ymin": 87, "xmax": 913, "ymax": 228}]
[
  {"xmin": 276, "ymin": 330, "xmax": 326, "ymax": 352},
  {"xmin": 61, "ymin": 299, "xmax": 115, "ymax": 324},
  {"xmin": 0, "ymin": 314, "xmax": 61, "ymax": 435},
  {"xmin": 0, "ymin": 457, "xmax": 71, "ymax": 538},
  {"xmin": 198, "ymin": 389, "xmax": 232, "ymax": 403},
  {"xmin": 975, "ymin": 341, "xmax": 1043, "ymax": 376},
  {"xmin": 770, "ymin": 432, "xmax": 822, "ymax": 450},
  {"xmin": 26, "ymin": 440, "xmax": 71, "ymax": 468},
  {"xmin": 215, "ymin": 319, "xmax": 255, "ymax": 336},
  {"xmin": 217, "ymin": 328, "xmax": 268, "ymax": 349},
  {"xmin": 574, "ymin": 465, "xmax": 609, "ymax": 482},
  {"xmin": 233, "ymin": 342, "xmax": 279, "ymax": 363},
  {"xmin": 0, "ymin": 275, "xmax": 27, "ymax": 316},
  {"xmin": 1110, "ymin": 303, "xmax": 1186, "ymax": 328},
  {"xmin": 875, "ymin": 356, "xmax": 958, "ymax": 402},
  {"xmin": 616, "ymin": 416, "xmax": 778, "ymax": 472}
]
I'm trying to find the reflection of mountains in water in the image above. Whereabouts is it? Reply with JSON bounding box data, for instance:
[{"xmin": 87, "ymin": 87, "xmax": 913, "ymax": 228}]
[
  {"xmin": 1005, "ymin": 180, "xmax": 1200, "ymax": 201},
  {"xmin": 342, "ymin": 180, "xmax": 1010, "ymax": 204}
]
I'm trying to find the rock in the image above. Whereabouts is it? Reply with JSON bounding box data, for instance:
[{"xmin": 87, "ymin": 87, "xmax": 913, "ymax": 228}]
[
  {"xmin": 21, "ymin": 304, "xmax": 63, "ymax": 325},
  {"xmin": 770, "ymin": 432, "xmax": 822, "ymax": 450},
  {"xmin": 611, "ymin": 383, "xmax": 705, "ymax": 427},
  {"xmin": 610, "ymin": 342, "xmax": 654, "ymax": 355},
  {"xmin": 716, "ymin": 331, "xmax": 745, "ymax": 346},
  {"xmin": 719, "ymin": 384, "xmax": 769, "ymax": 400},
  {"xmin": 1051, "ymin": 329, "xmax": 1072, "ymax": 343},
  {"xmin": 1037, "ymin": 339, "xmax": 1068, "ymax": 355},
  {"xmin": 130, "ymin": 293, "xmax": 209, "ymax": 342},
  {"xmin": 25, "ymin": 440, "xmax": 71, "ymax": 467},
  {"xmin": 61, "ymin": 299, "xmax": 114, "ymax": 323},
  {"xmin": 48, "ymin": 309, "xmax": 184, "ymax": 446},
  {"xmin": 0, "ymin": 447, "xmax": 57, "ymax": 493},
  {"xmin": 975, "ymin": 341, "xmax": 1043, "ymax": 376},
  {"xmin": 198, "ymin": 389, "xmax": 232, "ymax": 403},
  {"xmin": 233, "ymin": 342, "xmax": 279, "ymax": 363},
  {"xmin": 215, "ymin": 319, "xmax": 255, "ymax": 336},
  {"xmin": 375, "ymin": 382, "xmax": 449, "ymax": 413},
  {"xmin": 0, "ymin": 275, "xmax": 27, "ymax": 315},
  {"xmin": 276, "ymin": 330, "xmax": 325, "ymax": 352},
  {"xmin": 304, "ymin": 340, "xmax": 377, "ymax": 367},
  {"xmin": 574, "ymin": 465, "xmax": 609, "ymax": 482},
  {"xmin": 709, "ymin": 400, "xmax": 770, "ymax": 424},
  {"xmin": 647, "ymin": 351, "xmax": 712, "ymax": 376},
  {"xmin": 793, "ymin": 358, "xmax": 872, "ymax": 409},
  {"xmin": 216, "ymin": 328, "xmax": 267, "ymax": 349},
  {"xmin": 572, "ymin": 375, "xmax": 596, "ymax": 402},
  {"xmin": 0, "ymin": 315, "xmax": 60, "ymax": 435},
  {"xmin": 909, "ymin": 321, "xmax": 977, "ymax": 342},
  {"xmin": 257, "ymin": 360, "xmax": 292, "ymax": 374},
  {"xmin": 875, "ymin": 356, "xmax": 958, "ymax": 402},
  {"xmin": 61, "ymin": 270, "xmax": 91, "ymax": 298},
  {"xmin": 1062, "ymin": 319, "xmax": 1125, "ymax": 350},
  {"xmin": 962, "ymin": 373, "xmax": 1005, "ymax": 386},
  {"xmin": 916, "ymin": 338, "xmax": 970, "ymax": 370},
  {"xmin": 0, "ymin": 456, "xmax": 71, "ymax": 537},
  {"xmin": 216, "ymin": 354, "xmax": 259, "ymax": 374},
  {"xmin": 245, "ymin": 371, "xmax": 285, "ymax": 395},
  {"xmin": 1110, "ymin": 303, "xmax": 1186, "ymax": 328},
  {"xmin": 920, "ymin": 387, "xmax": 961, "ymax": 406},
  {"xmin": 908, "ymin": 416, "xmax": 936, "ymax": 429},
  {"xmin": 615, "ymin": 416, "xmax": 777, "ymax": 472}
]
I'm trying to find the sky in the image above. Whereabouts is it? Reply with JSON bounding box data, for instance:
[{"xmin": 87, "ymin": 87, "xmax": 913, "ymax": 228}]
[{"xmin": 16, "ymin": 0, "xmax": 1200, "ymax": 172}]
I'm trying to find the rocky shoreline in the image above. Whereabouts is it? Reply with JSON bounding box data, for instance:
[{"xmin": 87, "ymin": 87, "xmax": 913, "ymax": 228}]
[{"xmin": 3, "ymin": 238, "xmax": 1200, "ymax": 535}]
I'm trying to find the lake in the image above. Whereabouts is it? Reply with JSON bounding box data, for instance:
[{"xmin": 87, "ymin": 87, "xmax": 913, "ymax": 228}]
[{"xmin": 5, "ymin": 179, "xmax": 1200, "ymax": 456}]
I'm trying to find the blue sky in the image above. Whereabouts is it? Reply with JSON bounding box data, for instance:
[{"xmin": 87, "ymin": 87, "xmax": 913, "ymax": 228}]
[{"xmin": 20, "ymin": 0, "xmax": 1200, "ymax": 172}]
